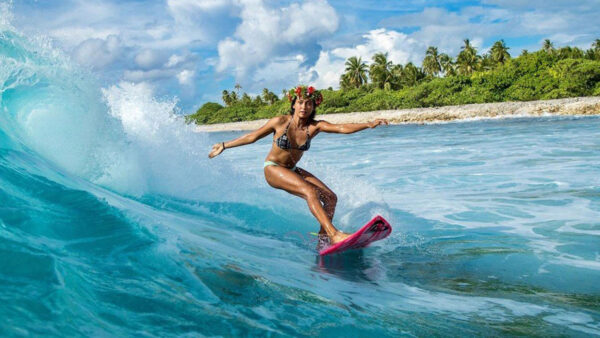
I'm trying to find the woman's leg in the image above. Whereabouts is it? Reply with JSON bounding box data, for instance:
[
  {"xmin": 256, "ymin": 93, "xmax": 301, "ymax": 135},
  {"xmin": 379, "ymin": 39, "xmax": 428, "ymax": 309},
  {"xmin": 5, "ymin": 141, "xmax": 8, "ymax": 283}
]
[
  {"xmin": 294, "ymin": 167, "xmax": 337, "ymax": 233},
  {"xmin": 264, "ymin": 166, "xmax": 350, "ymax": 244}
]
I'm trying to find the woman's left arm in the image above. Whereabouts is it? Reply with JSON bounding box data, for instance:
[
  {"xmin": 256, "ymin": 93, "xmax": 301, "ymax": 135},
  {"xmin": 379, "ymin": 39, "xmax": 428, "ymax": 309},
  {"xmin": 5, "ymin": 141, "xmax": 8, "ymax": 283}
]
[{"xmin": 316, "ymin": 119, "xmax": 389, "ymax": 134}]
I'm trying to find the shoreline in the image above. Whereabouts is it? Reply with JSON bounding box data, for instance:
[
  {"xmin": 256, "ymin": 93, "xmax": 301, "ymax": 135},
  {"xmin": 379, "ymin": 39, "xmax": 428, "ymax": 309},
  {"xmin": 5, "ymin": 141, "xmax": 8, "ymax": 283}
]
[{"xmin": 194, "ymin": 96, "xmax": 600, "ymax": 132}]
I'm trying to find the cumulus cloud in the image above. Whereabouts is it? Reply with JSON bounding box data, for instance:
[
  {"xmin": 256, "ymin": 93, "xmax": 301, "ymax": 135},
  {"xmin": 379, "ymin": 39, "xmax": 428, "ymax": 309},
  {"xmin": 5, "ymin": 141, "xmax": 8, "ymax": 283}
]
[
  {"xmin": 124, "ymin": 52, "xmax": 198, "ymax": 84},
  {"xmin": 216, "ymin": 0, "xmax": 339, "ymax": 77},
  {"xmin": 12, "ymin": 0, "xmax": 236, "ymax": 99},
  {"xmin": 251, "ymin": 55, "xmax": 307, "ymax": 93},
  {"xmin": 72, "ymin": 35, "xmax": 122, "ymax": 69},
  {"xmin": 165, "ymin": 0, "xmax": 238, "ymax": 47},
  {"xmin": 135, "ymin": 49, "xmax": 168, "ymax": 69},
  {"xmin": 176, "ymin": 69, "xmax": 195, "ymax": 85},
  {"xmin": 298, "ymin": 51, "xmax": 340, "ymax": 89}
]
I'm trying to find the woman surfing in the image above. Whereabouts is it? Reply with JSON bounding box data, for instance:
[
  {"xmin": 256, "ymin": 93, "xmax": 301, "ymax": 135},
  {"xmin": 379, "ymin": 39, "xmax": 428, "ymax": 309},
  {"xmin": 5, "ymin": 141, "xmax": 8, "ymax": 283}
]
[{"xmin": 208, "ymin": 85, "xmax": 388, "ymax": 248}]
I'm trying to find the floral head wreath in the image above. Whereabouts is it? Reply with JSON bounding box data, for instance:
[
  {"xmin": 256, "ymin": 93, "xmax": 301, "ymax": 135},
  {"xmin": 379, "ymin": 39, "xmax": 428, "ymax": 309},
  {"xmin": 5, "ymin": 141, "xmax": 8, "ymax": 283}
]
[{"xmin": 287, "ymin": 85, "xmax": 323, "ymax": 106}]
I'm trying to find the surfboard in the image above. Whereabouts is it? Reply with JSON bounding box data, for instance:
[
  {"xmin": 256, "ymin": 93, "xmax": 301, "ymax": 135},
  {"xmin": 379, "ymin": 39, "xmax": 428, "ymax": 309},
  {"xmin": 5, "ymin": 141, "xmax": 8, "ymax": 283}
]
[{"xmin": 318, "ymin": 215, "xmax": 392, "ymax": 256}]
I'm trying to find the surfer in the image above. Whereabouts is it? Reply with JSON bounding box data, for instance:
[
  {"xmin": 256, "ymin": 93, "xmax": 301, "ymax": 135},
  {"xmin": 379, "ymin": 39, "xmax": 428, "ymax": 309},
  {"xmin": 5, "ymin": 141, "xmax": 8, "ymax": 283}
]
[{"xmin": 208, "ymin": 85, "xmax": 388, "ymax": 245}]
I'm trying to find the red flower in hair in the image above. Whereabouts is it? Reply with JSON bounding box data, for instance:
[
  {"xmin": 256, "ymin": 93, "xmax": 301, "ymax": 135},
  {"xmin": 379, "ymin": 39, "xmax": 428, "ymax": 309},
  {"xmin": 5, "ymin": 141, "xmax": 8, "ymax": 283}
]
[{"xmin": 287, "ymin": 85, "xmax": 323, "ymax": 106}]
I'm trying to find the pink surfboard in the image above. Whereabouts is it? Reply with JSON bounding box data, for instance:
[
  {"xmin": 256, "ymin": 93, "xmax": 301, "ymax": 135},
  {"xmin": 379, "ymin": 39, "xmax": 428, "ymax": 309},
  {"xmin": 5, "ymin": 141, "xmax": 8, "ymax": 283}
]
[{"xmin": 319, "ymin": 215, "xmax": 392, "ymax": 256}]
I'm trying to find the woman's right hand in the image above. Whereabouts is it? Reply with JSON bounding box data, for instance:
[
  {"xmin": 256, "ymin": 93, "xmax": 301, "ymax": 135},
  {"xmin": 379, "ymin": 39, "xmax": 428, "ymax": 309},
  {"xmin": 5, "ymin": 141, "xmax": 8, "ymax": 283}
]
[{"xmin": 208, "ymin": 143, "xmax": 225, "ymax": 158}]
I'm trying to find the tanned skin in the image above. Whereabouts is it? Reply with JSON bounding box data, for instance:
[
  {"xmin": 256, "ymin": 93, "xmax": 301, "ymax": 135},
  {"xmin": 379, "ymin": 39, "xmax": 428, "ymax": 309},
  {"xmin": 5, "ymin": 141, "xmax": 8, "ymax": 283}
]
[{"xmin": 209, "ymin": 97, "xmax": 388, "ymax": 244}]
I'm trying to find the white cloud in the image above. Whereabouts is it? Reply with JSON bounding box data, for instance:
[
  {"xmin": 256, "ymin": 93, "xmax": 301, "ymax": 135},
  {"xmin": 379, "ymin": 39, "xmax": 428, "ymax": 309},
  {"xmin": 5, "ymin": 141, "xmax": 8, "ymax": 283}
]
[
  {"xmin": 124, "ymin": 69, "xmax": 175, "ymax": 82},
  {"xmin": 167, "ymin": 0, "xmax": 232, "ymax": 23},
  {"xmin": 252, "ymin": 56, "xmax": 305, "ymax": 92},
  {"xmin": 176, "ymin": 69, "xmax": 195, "ymax": 85},
  {"xmin": 135, "ymin": 49, "xmax": 167, "ymax": 69},
  {"xmin": 164, "ymin": 0, "xmax": 238, "ymax": 47},
  {"xmin": 166, "ymin": 54, "xmax": 185, "ymax": 68},
  {"xmin": 72, "ymin": 34, "xmax": 122, "ymax": 69},
  {"xmin": 124, "ymin": 52, "xmax": 198, "ymax": 84},
  {"xmin": 298, "ymin": 51, "xmax": 342, "ymax": 89},
  {"xmin": 216, "ymin": 0, "xmax": 339, "ymax": 77},
  {"xmin": 49, "ymin": 27, "xmax": 120, "ymax": 49},
  {"xmin": 331, "ymin": 29, "xmax": 418, "ymax": 65}
]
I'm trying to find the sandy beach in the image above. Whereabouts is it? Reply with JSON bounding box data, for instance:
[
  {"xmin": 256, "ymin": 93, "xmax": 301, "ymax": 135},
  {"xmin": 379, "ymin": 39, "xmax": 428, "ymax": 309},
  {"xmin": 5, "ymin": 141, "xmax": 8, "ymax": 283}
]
[{"xmin": 195, "ymin": 96, "xmax": 600, "ymax": 132}]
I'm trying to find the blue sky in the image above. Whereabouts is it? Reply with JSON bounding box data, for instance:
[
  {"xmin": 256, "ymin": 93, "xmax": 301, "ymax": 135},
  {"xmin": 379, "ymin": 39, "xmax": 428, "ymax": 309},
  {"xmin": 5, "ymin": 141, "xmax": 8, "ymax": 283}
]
[{"xmin": 8, "ymin": 0, "xmax": 600, "ymax": 112}]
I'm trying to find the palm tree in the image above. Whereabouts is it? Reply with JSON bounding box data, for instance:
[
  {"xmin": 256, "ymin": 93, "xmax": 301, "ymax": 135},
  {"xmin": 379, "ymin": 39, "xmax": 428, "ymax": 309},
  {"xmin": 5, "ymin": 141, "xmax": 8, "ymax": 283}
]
[
  {"xmin": 456, "ymin": 39, "xmax": 481, "ymax": 75},
  {"xmin": 490, "ymin": 40, "xmax": 511, "ymax": 65},
  {"xmin": 587, "ymin": 39, "xmax": 600, "ymax": 60},
  {"xmin": 268, "ymin": 91, "xmax": 278, "ymax": 104},
  {"xmin": 343, "ymin": 56, "xmax": 368, "ymax": 88},
  {"xmin": 480, "ymin": 53, "xmax": 494, "ymax": 71},
  {"xmin": 234, "ymin": 83, "xmax": 242, "ymax": 95},
  {"xmin": 402, "ymin": 62, "xmax": 424, "ymax": 87},
  {"xmin": 390, "ymin": 64, "xmax": 404, "ymax": 89},
  {"xmin": 369, "ymin": 52, "xmax": 393, "ymax": 89},
  {"xmin": 422, "ymin": 46, "xmax": 442, "ymax": 77},
  {"xmin": 439, "ymin": 54, "xmax": 455, "ymax": 77},
  {"xmin": 339, "ymin": 73, "xmax": 352, "ymax": 90},
  {"xmin": 241, "ymin": 93, "xmax": 252, "ymax": 105},
  {"xmin": 222, "ymin": 90, "xmax": 232, "ymax": 106},
  {"xmin": 262, "ymin": 88, "xmax": 278, "ymax": 104},
  {"xmin": 543, "ymin": 39, "xmax": 555, "ymax": 54},
  {"xmin": 557, "ymin": 46, "xmax": 584, "ymax": 59}
]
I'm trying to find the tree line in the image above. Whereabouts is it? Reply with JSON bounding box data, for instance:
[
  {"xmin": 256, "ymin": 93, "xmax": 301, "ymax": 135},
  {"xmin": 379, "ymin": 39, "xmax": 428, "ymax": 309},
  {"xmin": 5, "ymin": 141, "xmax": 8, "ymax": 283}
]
[
  {"xmin": 221, "ymin": 85, "xmax": 281, "ymax": 107},
  {"xmin": 340, "ymin": 39, "xmax": 600, "ymax": 90},
  {"xmin": 186, "ymin": 38, "xmax": 600, "ymax": 124}
]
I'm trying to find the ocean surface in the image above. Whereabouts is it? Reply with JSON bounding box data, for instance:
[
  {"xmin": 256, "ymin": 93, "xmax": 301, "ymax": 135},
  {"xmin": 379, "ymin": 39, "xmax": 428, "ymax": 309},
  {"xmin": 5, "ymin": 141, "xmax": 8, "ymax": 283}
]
[{"xmin": 1, "ymin": 19, "xmax": 600, "ymax": 337}]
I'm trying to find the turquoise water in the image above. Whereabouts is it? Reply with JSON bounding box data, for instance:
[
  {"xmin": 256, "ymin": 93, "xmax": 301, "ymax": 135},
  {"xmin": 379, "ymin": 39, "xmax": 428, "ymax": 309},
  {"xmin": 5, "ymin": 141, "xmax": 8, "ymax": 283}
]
[{"xmin": 1, "ymin": 22, "xmax": 600, "ymax": 337}]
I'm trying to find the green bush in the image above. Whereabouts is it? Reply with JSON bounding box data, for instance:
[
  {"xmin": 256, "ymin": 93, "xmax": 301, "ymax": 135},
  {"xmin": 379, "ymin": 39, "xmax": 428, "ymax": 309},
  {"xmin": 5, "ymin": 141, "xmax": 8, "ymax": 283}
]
[
  {"xmin": 555, "ymin": 59, "xmax": 600, "ymax": 95},
  {"xmin": 347, "ymin": 90, "xmax": 405, "ymax": 111},
  {"xmin": 185, "ymin": 102, "xmax": 223, "ymax": 124}
]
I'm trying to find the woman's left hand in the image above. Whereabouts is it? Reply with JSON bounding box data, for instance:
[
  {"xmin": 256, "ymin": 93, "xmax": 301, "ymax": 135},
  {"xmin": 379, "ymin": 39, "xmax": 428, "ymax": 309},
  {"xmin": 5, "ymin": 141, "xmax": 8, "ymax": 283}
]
[
  {"xmin": 369, "ymin": 119, "xmax": 389, "ymax": 128},
  {"xmin": 208, "ymin": 143, "xmax": 225, "ymax": 158}
]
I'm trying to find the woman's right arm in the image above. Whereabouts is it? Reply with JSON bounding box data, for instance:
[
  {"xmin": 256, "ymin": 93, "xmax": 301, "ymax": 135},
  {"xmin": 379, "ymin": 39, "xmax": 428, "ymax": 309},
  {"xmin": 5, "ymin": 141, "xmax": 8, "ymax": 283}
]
[{"xmin": 208, "ymin": 116, "xmax": 282, "ymax": 158}]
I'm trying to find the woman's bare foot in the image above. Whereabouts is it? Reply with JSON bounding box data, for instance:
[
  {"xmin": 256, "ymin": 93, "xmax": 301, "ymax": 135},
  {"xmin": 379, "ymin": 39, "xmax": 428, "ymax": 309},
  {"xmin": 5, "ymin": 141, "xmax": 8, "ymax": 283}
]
[{"xmin": 330, "ymin": 231, "xmax": 352, "ymax": 244}]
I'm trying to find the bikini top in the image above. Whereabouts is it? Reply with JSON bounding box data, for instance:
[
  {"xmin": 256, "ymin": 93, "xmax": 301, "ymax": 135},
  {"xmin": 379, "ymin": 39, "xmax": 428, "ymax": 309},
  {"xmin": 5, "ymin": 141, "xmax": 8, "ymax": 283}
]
[{"xmin": 274, "ymin": 119, "xmax": 311, "ymax": 151}]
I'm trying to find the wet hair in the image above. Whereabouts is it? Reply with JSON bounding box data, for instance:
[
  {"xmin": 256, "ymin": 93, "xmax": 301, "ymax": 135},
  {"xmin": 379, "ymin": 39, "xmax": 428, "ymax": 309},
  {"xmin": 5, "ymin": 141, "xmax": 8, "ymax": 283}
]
[{"xmin": 289, "ymin": 97, "xmax": 317, "ymax": 121}]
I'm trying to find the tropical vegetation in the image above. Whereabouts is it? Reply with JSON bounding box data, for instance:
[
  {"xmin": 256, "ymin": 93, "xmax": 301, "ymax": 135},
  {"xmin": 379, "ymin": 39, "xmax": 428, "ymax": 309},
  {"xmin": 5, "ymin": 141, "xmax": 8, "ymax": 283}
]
[{"xmin": 186, "ymin": 39, "xmax": 600, "ymax": 124}]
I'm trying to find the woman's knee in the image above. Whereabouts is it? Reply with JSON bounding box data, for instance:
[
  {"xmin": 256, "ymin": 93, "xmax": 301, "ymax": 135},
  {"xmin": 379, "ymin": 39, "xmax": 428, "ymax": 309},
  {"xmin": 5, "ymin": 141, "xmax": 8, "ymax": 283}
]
[{"xmin": 301, "ymin": 185, "xmax": 319, "ymax": 201}]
